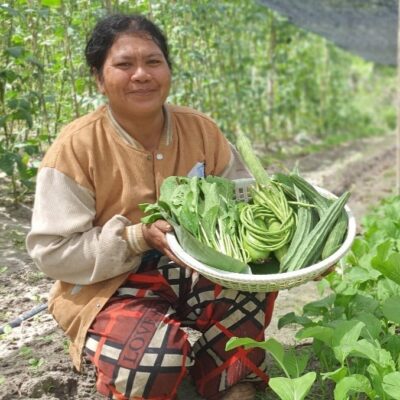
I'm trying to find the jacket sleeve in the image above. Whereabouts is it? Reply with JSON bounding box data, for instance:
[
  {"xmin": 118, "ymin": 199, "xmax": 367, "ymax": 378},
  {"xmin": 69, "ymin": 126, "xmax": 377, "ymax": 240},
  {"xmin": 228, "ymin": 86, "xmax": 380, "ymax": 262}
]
[{"xmin": 26, "ymin": 167, "xmax": 147, "ymax": 285}]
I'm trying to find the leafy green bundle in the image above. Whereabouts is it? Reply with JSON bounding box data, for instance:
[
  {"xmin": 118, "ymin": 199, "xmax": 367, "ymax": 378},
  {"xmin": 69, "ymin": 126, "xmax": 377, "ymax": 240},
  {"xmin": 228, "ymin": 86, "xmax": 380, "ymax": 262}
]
[
  {"xmin": 140, "ymin": 173, "xmax": 349, "ymax": 275},
  {"xmin": 235, "ymin": 130, "xmax": 350, "ymax": 273},
  {"xmin": 140, "ymin": 175, "xmax": 250, "ymax": 273}
]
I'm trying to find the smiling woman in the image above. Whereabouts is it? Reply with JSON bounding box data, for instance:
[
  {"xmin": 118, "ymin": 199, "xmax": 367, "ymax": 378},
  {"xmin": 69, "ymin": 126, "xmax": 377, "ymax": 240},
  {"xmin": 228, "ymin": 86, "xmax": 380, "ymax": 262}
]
[
  {"xmin": 85, "ymin": 14, "xmax": 172, "ymax": 151},
  {"xmin": 95, "ymin": 34, "xmax": 171, "ymax": 149},
  {"xmin": 25, "ymin": 13, "xmax": 275, "ymax": 400}
]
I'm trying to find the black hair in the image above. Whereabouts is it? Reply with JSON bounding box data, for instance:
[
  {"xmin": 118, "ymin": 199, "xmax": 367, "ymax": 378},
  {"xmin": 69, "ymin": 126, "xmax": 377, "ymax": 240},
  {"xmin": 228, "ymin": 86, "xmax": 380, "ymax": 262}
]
[{"xmin": 85, "ymin": 13, "xmax": 172, "ymax": 75}]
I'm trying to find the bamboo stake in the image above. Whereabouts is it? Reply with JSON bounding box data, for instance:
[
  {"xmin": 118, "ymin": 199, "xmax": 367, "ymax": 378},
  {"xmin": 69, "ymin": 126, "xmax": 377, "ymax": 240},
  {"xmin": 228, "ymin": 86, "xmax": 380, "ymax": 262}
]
[
  {"xmin": 267, "ymin": 10, "xmax": 276, "ymax": 136},
  {"xmin": 397, "ymin": 0, "xmax": 400, "ymax": 194}
]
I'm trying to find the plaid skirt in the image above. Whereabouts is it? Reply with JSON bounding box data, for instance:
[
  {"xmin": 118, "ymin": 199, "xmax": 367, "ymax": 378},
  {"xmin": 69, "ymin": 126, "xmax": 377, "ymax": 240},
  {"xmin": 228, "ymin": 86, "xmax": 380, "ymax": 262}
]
[{"xmin": 84, "ymin": 251, "xmax": 278, "ymax": 400}]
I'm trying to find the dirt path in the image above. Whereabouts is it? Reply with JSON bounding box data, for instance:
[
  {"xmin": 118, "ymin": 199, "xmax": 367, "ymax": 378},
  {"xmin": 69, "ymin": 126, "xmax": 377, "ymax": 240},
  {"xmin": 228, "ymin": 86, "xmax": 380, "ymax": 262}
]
[{"xmin": 0, "ymin": 133, "xmax": 397, "ymax": 399}]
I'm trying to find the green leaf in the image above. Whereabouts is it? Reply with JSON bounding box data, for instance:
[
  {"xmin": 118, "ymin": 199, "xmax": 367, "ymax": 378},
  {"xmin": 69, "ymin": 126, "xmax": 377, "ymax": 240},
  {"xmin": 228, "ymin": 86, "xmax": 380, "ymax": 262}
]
[
  {"xmin": 225, "ymin": 336, "xmax": 259, "ymax": 351},
  {"xmin": 172, "ymin": 222, "xmax": 249, "ymax": 274},
  {"xmin": 295, "ymin": 326, "xmax": 333, "ymax": 345},
  {"xmin": 350, "ymin": 339, "xmax": 394, "ymax": 368},
  {"xmin": 382, "ymin": 372, "xmax": 400, "ymax": 400},
  {"xmin": 199, "ymin": 181, "xmax": 220, "ymax": 234},
  {"xmin": 10, "ymin": 108, "xmax": 33, "ymax": 128},
  {"xmin": 283, "ymin": 349, "xmax": 309, "ymax": 378},
  {"xmin": 226, "ymin": 337, "xmax": 290, "ymax": 377},
  {"xmin": 385, "ymin": 335, "xmax": 400, "ymax": 363},
  {"xmin": 355, "ymin": 312, "xmax": 383, "ymax": 340},
  {"xmin": 268, "ymin": 372, "xmax": 316, "ymax": 400},
  {"xmin": 19, "ymin": 345, "xmax": 33, "ymax": 357},
  {"xmin": 376, "ymin": 278, "xmax": 400, "ymax": 302},
  {"xmin": 332, "ymin": 320, "xmax": 364, "ymax": 347},
  {"xmin": 0, "ymin": 5, "xmax": 20, "ymax": 16},
  {"xmin": 348, "ymin": 294, "xmax": 379, "ymax": 317},
  {"xmin": 5, "ymin": 46, "xmax": 25, "ymax": 58},
  {"xmin": 382, "ymin": 296, "xmax": 400, "ymax": 324},
  {"xmin": 7, "ymin": 98, "xmax": 31, "ymax": 111},
  {"xmin": 367, "ymin": 363, "xmax": 387, "ymax": 399},
  {"xmin": 28, "ymin": 357, "xmax": 45, "ymax": 369},
  {"xmin": 0, "ymin": 116, "xmax": 6, "ymax": 128},
  {"xmin": 321, "ymin": 366, "xmax": 348, "ymax": 383},
  {"xmin": 350, "ymin": 237, "xmax": 370, "ymax": 259},
  {"xmin": 0, "ymin": 151, "xmax": 18, "ymax": 176},
  {"xmin": 41, "ymin": 0, "xmax": 61, "ymax": 7},
  {"xmin": 373, "ymin": 250, "xmax": 400, "ymax": 286},
  {"xmin": 333, "ymin": 375, "xmax": 372, "ymax": 400},
  {"xmin": 26, "ymin": 55, "xmax": 44, "ymax": 70},
  {"xmin": 346, "ymin": 265, "xmax": 381, "ymax": 285},
  {"xmin": 159, "ymin": 176, "xmax": 183, "ymax": 203},
  {"xmin": 373, "ymin": 239, "xmax": 393, "ymax": 259},
  {"xmin": 205, "ymin": 175, "xmax": 235, "ymax": 200},
  {"xmin": 179, "ymin": 177, "xmax": 200, "ymax": 236},
  {"xmin": 161, "ymin": 177, "xmax": 188, "ymax": 221},
  {"xmin": 0, "ymin": 68, "xmax": 19, "ymax": 83},
  {"xmin": 302, "ymin": 294, "xmax": 336, "ymax": 315},
  {"xmin": 332, "ymin": 320, "xmax": 365, "ymax": 364},
  {"xmin": 277, "ymin": 312, "xmax": 313, "ymax": 330}
]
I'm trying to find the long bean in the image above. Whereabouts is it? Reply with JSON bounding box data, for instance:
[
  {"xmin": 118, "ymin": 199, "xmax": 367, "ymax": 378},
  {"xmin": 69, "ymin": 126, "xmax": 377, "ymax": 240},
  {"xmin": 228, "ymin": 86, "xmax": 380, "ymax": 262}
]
[{"xmin": 235, "ymin": 129, "xmax": 297, "ymax": 262}]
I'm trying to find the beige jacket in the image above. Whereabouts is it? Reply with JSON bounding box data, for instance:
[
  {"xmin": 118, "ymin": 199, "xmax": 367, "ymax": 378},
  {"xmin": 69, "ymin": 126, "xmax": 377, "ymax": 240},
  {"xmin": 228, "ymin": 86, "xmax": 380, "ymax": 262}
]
[{"xmin": 26, "ymin": 104, "xmax": 249, "ymax": 370}]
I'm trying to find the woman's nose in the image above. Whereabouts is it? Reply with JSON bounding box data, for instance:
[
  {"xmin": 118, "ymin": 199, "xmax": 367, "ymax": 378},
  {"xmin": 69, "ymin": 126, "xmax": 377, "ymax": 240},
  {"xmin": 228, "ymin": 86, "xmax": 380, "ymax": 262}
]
[{"xmin": 130, "ymin": 66, "xmax": 150, "ymax": 81}]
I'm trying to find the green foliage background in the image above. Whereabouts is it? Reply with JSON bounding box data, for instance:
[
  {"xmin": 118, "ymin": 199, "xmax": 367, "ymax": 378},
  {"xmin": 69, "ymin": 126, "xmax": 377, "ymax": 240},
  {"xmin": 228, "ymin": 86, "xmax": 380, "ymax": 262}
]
[{"xmin": 0, "ymin": 0, "xmax": 396, "ymax": 201}]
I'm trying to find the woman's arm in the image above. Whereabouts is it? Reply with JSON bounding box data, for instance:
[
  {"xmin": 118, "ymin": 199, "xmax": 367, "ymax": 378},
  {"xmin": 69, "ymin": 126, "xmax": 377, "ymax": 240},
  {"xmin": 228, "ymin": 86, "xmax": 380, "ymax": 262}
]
[{"xmin": 26, "ymin": 167, "xmax": 146, "ymax": 285}]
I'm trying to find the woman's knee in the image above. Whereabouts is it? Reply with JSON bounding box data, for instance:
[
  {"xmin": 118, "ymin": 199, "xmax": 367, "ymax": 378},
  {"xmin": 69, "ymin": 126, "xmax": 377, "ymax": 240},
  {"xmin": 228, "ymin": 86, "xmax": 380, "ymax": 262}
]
[
  {"xmin": 85, "ymin": 329, "xmax": 194, "ymax": 399},
  {"xmin": 114, "ymin": 358, "xmax": 191, "ymax": 399}
]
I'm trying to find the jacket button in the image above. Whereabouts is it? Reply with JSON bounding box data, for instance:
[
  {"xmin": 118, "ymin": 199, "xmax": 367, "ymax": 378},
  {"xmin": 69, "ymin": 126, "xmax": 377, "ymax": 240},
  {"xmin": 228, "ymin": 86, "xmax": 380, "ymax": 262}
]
[
  {"xmin": 147, "ymin": 155, "xmax": 152, "ymax": 160},
  {"xmin": 96, "ymin": 304, "xmax": 101, "ymax": 308}
]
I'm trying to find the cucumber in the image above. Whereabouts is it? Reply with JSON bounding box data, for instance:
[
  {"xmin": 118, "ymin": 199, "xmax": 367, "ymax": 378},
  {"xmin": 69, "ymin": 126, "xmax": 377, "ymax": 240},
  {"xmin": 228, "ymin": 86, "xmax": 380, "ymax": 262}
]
[
  {"xmin": 279, "ymin": 184, "xmax": 315, "ymax": 271},
  {"xmin": 289, "ymin": 174, "xmax": 349, "ymax": 260},
  {"xmin": 281, "ymin": 191, "xmax": 350, "ymax": 272}
]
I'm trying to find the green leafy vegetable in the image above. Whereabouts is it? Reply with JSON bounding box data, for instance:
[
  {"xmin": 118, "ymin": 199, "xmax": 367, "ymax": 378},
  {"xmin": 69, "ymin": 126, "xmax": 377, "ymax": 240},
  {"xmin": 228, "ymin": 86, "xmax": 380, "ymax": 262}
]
[{"xmin": 140, "ymin": 175, "xmax": 251, "ymax": 272}]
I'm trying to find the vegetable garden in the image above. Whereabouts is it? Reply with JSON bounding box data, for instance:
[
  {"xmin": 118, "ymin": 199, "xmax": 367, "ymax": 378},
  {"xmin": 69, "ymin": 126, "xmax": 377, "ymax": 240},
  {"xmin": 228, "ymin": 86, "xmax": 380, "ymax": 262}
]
[
  {"xmin": 228, "ymin": 195, "xmax": 400, "ymax": 399},
  {"xmin": 0, "ymin": 1, "xmax": 399, "ymax": 399}
]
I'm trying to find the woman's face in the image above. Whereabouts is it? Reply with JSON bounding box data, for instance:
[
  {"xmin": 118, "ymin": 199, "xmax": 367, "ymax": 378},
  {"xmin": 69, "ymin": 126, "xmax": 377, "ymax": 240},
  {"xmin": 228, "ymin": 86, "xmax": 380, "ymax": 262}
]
[{"xmin": 96, "ymin": 33, "xmax": 171, "ymax": 119}]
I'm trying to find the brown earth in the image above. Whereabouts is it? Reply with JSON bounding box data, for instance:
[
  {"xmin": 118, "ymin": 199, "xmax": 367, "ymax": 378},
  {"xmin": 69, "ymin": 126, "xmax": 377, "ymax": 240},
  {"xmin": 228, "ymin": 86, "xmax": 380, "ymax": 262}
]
[{"xmin": 0, "ymin": 133, "xmax": 397, "ymax": 400}]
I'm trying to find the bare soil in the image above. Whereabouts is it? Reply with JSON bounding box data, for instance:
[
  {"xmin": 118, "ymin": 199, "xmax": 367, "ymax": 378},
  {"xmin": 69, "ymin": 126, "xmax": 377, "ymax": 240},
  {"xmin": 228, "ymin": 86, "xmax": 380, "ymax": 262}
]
[{"xmin": 0, "ymin": 133, "xmax": 397, "ymax": 400}]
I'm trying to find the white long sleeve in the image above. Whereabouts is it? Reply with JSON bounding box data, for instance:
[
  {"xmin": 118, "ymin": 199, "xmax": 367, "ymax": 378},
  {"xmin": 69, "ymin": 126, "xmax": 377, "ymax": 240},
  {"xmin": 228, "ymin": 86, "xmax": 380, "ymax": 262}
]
[{"xmin": 26, "ymin": 167, "xmax": 142, "ymax": 285}]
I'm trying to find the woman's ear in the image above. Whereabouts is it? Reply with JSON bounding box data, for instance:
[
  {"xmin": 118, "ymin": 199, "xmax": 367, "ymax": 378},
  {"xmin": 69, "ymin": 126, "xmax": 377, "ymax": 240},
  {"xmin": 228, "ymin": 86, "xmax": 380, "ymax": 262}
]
[{"xmin": 95, "ymin": 72, "xmax": 105, "ymax": 95}]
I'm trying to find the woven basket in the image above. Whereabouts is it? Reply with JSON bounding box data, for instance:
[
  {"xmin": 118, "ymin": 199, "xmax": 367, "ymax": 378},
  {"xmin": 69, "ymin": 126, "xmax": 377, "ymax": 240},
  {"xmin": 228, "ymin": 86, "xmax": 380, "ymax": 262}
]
[{"xmin": 166, "ymin": 178, "xmax": 357, "ymax": 292}]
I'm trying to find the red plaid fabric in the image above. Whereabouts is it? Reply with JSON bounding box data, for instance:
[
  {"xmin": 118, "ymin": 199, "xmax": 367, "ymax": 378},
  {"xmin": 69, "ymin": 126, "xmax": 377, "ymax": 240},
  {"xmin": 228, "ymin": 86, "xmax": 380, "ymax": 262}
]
[{"xmin": 84, "ymin": 251, "xmax": 278, "ymax": 400}]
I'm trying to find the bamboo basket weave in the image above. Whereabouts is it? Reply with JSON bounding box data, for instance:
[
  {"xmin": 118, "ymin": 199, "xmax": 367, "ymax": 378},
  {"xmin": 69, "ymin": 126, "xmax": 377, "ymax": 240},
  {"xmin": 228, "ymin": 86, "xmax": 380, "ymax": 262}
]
[{"xmin": 166, "ymin": 178, "xmax": 356, "ymax": 292}]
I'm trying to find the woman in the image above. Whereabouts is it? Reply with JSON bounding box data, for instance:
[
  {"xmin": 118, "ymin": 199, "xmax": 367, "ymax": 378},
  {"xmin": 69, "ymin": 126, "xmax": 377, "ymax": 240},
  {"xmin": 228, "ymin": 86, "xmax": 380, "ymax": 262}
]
[{"xmin": 26, "ymin": 14, "xmax": 278, "ymax": 400}]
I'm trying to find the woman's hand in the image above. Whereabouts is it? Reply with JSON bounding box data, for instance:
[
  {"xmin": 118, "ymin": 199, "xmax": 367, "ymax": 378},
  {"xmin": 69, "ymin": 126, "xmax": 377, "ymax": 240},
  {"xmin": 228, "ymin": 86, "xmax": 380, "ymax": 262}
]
[{"xmin": 142, "ymin": 220, "xmax": 190, "ymax": 268}]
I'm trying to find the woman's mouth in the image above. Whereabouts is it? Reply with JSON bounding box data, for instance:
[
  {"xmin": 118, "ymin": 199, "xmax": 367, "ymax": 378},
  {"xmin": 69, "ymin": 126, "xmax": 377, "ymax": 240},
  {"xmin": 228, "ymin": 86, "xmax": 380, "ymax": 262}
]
[{"xmin": 128, "ymin": 89, "xmax": 155, "ymax": 95}]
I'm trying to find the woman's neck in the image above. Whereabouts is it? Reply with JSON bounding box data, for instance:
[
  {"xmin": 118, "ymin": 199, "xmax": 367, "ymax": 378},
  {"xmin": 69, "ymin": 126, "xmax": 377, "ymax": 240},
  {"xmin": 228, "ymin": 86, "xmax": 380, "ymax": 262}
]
[{"xmin": 110, "ymin": 107, "xmax": 165, "ymax": 152}]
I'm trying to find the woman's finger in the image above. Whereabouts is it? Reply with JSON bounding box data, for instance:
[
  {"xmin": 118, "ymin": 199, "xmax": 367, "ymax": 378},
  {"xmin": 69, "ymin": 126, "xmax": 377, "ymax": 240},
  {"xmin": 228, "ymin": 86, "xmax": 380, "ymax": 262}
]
[{"xmin": 153, "ymin": 220, "xmax": 173, "ymax": 233}]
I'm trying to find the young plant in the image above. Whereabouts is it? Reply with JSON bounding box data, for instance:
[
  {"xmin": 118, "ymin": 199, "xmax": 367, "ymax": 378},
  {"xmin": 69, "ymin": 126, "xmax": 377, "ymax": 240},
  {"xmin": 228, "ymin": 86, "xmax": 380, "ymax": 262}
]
[
  {"xmin": 278, "ymin": 195, "xmax": 400, "ymax": 400},
  {"xmin": 226, "ymin": 337, "xmax": 316, "ymax": 400}
]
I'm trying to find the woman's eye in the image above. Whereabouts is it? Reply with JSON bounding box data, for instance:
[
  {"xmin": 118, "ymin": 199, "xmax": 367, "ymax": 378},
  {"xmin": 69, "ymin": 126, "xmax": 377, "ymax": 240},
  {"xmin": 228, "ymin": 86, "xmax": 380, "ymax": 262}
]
[
  {"xmin": 116, "ymin": 62, "xmax": 131, "ymax": 68},
  {"xmin": 148, "ymin": 59, "xmax": 161, "ymax": 65}
]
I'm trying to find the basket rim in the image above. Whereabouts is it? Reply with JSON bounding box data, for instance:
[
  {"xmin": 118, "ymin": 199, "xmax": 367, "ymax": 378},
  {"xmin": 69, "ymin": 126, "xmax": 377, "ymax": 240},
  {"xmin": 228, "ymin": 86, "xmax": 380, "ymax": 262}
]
[{"xmin": 166, "ymin": 185, "xmax": 357, "ymax": 285}]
